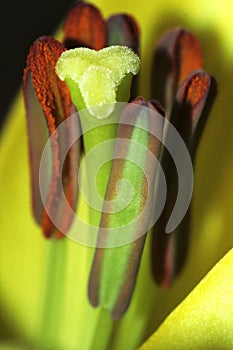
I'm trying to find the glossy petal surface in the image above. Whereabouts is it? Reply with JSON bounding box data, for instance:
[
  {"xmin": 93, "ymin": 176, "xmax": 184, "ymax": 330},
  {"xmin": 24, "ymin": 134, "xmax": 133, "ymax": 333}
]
[{"xmin": 140, "ymin": 248, "xmax": 233, "ymax": 349}]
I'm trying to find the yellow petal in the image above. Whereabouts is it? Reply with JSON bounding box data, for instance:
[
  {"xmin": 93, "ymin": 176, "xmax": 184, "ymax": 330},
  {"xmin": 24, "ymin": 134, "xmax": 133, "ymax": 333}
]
[{"xmin": 140, "ymin": 247, "xmax": 233, "ymax": 349}]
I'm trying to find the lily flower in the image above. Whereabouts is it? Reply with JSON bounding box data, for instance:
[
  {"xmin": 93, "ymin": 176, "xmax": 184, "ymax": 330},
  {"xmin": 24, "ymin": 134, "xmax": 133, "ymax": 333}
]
[{"xmin": 1, "ymin": 1, "xmax": 233, "ymax": 350}]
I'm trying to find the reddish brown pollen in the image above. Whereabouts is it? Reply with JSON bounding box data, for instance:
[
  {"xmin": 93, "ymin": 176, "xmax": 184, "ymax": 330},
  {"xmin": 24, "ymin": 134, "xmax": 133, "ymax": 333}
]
[
  {"xmin": 186, "ymin": 74, "xmax": 210, "ymax": 107},
  {"xmin": 23, "ymin": 36, "xmax": 80, "ymax": 239}
]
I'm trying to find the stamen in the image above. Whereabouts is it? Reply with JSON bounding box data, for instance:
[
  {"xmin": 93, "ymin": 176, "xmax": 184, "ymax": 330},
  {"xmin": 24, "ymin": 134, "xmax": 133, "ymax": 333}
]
[
  {"xmin": 23, "ymin": 36, "xmax": 80, "ymax": 238},
  {"xmin": 88, "ymin": 97, "xmax": 164, "ymax": 319},
  {"xmin": 63, "ymin": 2, "xmax": 106, "ymax": 50}
]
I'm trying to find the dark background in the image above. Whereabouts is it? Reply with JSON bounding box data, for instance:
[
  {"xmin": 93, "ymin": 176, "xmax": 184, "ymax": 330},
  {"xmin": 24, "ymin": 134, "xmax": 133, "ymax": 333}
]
[{"xmin": 0, "ymin": 0, "xmax": 75, "ymax": 130}]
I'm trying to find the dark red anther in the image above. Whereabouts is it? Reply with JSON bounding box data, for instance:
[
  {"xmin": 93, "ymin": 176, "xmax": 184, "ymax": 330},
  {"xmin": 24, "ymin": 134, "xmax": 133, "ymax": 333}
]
[
  {"xmin": 151, "ymin": 28, "xmax": 203, "ymax": 114},
  {"xmin": 151, "ymin": 70, "xmax": 217, "ymax": 287},
  {"xmin": 63, "ymin": 2, "xmax": 107, "ymax": 50},
  {"xmin": 23, "ymin": 36, "xmax": 80, "ymax": 238}
]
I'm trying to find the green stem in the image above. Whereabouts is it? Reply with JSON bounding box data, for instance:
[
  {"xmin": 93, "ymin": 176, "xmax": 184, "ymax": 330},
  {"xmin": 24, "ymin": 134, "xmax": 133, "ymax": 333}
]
[
  {"xmin": 90, "ymin": 309, "xmax": 113, "ymax": 350},
  {"xmin": 83, "ymin": 120, "xmax": 119, "ymax": 224},
  {"xmin": 37, "ymin": 238, "xmax": 67, "ymax": 350},
  {"xmin": 81, "ymin": 114, "xmax": 117, "ymax": 349}
]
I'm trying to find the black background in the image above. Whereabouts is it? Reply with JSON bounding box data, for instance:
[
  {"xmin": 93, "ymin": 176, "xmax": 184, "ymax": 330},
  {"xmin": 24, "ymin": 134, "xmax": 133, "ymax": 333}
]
[{"xmin": 0, "ymin": 0, "xmax": 75, "ymax": 130}]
